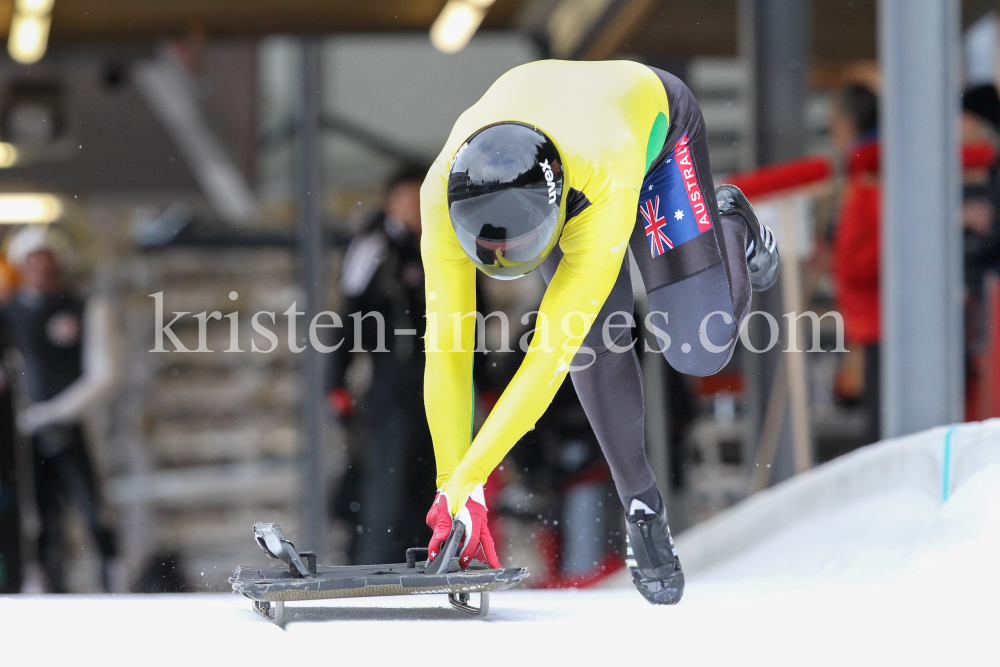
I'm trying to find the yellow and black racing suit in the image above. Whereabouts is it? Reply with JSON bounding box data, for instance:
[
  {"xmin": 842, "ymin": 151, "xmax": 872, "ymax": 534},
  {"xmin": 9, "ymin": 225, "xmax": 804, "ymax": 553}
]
[{"xmin": 421, "ymin": 60, "xmax": 751, "ymax": 515}]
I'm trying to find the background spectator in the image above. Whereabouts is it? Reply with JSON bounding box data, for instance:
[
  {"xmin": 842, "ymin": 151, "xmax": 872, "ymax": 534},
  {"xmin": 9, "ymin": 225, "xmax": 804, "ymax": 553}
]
[
  {"xmin": 831, "ymin": 84, "xmax": 881, "ymax": 445},
  {"xmin": 0, "ymin": 253, "xmax": 21, "ymax": 593},
  {"xmin": 328, "ymin": 166, "xmax": 435, "ymax": 565},
  {"xmin": 960, "ymin": 85, "xmax": 1000, "ymax": 413},
  {"xmin": 0, "ymin": 227, "xmax": 120, "ymax": 592}
]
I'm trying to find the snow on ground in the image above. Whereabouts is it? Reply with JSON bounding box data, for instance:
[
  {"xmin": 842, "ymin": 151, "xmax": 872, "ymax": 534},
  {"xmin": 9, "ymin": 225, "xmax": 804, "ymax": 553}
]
[{"xmin": 3, "ymin": 464, "xmax": 999, "ymax": 666}]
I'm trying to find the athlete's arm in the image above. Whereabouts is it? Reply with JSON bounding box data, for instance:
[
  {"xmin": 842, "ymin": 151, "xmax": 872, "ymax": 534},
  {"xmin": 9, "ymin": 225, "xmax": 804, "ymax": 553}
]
[
  {"xmin": 421, "ymin": 161, "xmax": 478, "ymax": 489},
  {"xmin": 440, "ymin": 187, "xmax": 639, "ymax": 513}
]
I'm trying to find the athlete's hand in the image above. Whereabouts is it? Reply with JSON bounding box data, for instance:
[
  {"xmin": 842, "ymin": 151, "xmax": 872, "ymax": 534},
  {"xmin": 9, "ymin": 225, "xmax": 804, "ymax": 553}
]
[
  {"xmin": 425, "ymin": 491, "xmax": 453, "ymax": 563},
  {"xmin": 425, "ymin": 485, "xmax": 501, "ymax": 570},
  {"xmin": 458, "ymin": 486, "xmax": 501, "ymax": 569}
]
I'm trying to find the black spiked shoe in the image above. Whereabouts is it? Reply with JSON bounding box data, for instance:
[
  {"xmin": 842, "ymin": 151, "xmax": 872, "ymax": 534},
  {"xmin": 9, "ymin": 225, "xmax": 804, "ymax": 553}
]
[
  {"xmin": 716, "ymin": 184, "xmax": 780, "ymax": 291},
  {"xmin": 625, "ymin": 502, "xmax": 685, "ymax": 605}
]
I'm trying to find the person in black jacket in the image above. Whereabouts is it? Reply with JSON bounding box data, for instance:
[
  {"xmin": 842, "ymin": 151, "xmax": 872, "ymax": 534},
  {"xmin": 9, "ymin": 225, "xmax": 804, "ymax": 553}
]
[
  {"xmin": 961, "ymin": 85, "xmax": 1000, "ymax": 409},
  {"xmin": 329, "ymin": 166, "xmax": 436, "ymax": 564},
  {"xmin": 1, "ymin": 227, "xmax": 119, "ymax": 592},
  {"xmin": 961, "ymin": 86, "xmax": 1000, "ymax": 319}
]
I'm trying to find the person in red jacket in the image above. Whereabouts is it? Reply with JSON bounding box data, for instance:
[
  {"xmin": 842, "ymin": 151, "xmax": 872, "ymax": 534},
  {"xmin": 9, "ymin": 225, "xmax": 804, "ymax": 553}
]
[{"xmin": 831, "ymin": 84, "xmax": 881, "ymax": 445}]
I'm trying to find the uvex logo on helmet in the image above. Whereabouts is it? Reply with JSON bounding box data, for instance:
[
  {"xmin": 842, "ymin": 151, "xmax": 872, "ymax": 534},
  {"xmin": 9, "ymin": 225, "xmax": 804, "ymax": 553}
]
[{"xmin": 540, "ymin": 160, "xmax": 558, "ymax": 205}]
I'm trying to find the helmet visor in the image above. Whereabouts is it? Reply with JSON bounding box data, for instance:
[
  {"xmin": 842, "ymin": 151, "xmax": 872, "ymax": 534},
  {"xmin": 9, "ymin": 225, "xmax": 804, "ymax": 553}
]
[{"xmin": 450, "ymin": 188, "xmax": 560, "ymax": 268}]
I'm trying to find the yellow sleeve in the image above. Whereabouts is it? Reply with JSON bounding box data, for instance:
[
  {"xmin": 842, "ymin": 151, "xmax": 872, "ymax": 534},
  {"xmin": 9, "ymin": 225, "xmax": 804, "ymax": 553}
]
[
  {"xmin": 421, "ymin": 162, "xmax": 478, "ymax": 489},
  {"xmin": 441, "ymin": 187, "xmax": 639, "ymax": 513}
]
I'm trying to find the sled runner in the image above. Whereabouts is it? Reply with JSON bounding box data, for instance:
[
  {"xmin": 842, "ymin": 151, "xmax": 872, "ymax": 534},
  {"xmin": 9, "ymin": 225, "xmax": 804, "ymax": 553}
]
[{"xmin": 230, "ymin": 523, "xmax": 529, "ymax": 625}]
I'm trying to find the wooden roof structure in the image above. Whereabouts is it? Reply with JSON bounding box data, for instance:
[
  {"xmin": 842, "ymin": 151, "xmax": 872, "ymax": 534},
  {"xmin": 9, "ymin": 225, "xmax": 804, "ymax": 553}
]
[{"xmin": 0, "ymin": 0, "xmax": 993, "ymax": 63}]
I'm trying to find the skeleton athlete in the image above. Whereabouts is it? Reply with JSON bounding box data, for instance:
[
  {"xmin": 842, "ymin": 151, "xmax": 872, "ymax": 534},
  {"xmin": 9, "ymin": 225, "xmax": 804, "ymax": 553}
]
[{"xmin": 420, "ymin": 60, "xmax": 779, "ymax": 604}]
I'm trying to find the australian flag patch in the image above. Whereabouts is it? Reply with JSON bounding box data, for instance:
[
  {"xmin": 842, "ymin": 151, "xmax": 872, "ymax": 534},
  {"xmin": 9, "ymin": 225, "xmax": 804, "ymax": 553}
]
[{"xmin": 639, "ymin": 133, "xmax": 713, "ymax": 259}]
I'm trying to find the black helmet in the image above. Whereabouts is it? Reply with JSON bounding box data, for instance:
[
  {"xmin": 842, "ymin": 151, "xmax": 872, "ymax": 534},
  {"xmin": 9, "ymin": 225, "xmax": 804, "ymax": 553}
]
[{"xmin": 447, "ymin": 122, "xmax": 565, "ymax": 278}]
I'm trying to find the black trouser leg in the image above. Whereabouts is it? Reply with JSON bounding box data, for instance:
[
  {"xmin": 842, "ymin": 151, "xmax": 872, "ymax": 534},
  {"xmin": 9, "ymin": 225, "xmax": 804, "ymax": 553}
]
[
  {"xmin": 57, "ymin": 435, "xmax": 116, "ymax": 591},
  {"xmin": 355, "ymin": 407, "xmax": 412, "ymax": 564},
  {"xmin": 33, "ymin": 452, "xmax": 66, "ymax": 593},
  {"xmin": 34, "ymin": 428, "xmax": 116, "ymax": 592},
  {"xmin": 540, "ymin": 249, "xmax": 661, "ymax": 511}
]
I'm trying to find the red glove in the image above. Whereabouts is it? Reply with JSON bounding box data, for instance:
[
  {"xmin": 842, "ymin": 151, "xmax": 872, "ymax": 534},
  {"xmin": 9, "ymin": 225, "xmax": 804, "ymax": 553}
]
[
  {"xmin": 425, "ymin": 492, "xmax": 453, "ymax": 563},
  {"xmin": 458, "ymin": 490, "xmax": 501, "ymax": 569},
  {"xmin": 425, "ymin": 485, "xmax": 501, "ymax": 569},
  {"xmin": 328, "ymin": 388, "xmax": 353, "ymax": 418}
]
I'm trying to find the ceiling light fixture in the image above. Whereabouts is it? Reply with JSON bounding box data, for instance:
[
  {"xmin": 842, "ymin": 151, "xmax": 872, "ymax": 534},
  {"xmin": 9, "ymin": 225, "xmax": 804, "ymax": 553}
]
[
  {"xmin": 16, "ymin": 0, "xmax": 55, "ymax": 14},
  {"xmin": 8, "ymin": 0, "xmax": 54, "ymax": 65},
  {"xmin": 0, "ymin": 193, "xmax": 64, "ymax": 223},
  {"xmin": 0, "ymin": 143, "xmax": 18, "ymax": 168},
  {"xmin": 430, "ymin": 0, "xmax": 496, "ymax": 54}
]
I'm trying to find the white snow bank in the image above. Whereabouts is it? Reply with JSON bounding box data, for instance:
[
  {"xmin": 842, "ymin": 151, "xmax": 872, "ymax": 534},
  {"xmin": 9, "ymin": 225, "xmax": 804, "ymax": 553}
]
[
  {"xmin": 697, "ymin": 461, "xmax": 1000, "ymax": 594},
  {"xmin": 675, "ymin": 419, "xmax": 1000, "ymax": 573},
  {"xmin": 1, "ymin": 424, "xmax": 997, "ymax": 665}
]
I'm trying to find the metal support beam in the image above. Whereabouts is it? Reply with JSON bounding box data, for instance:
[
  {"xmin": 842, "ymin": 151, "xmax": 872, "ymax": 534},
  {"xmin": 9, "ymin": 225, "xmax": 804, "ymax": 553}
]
[
  {"xmin": 743, "ymin": 0, "xmax": 812, "ymax": 485},
  {"xmin": 879, "ymin": 0, "xmax": 963, "ymax": 437},
  {"xmin": 778, "ymin": 198, "xmax": 812, "ymax": 473},
  {"xmin": 751, "ymin": 0, "xmax": 811, "ymax": 167},
  {"xmin": 296, "ymin": 38, "xmax": 326, "ymax": 553},
  {"xmin": 135, "ymin": 54, "xmax": 260, "ymax": 225}
]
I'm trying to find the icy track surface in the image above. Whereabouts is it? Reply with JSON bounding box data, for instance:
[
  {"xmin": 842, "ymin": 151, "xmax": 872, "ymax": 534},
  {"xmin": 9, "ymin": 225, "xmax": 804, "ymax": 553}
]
[{"xmin": 4, "ymin": 465, "xmax": 999, "ymax": 666}]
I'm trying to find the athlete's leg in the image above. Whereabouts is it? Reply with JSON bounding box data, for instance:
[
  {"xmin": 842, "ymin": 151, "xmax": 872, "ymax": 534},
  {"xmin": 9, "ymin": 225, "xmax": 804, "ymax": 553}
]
[
  {"xmin": 632, "ymin": 69, "xmax": 754, "ymax": 376},
  {"xmin": 539, "ymin": 249, "xmax": 661, "ymax": 511},
  {"xmin": 615, "ymin": 68, "xmax": 770, "ymax": 606}
]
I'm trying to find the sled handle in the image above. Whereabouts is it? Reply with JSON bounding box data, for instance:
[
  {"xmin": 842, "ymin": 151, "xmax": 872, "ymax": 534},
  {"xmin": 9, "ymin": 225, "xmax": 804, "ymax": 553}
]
[
  {"xmin": 253, "ymin": 522, "xmax": 316, "ymax": 579},
  {"xmin": 423, "ymin": 522, "xmax": 465, "ymax": 575}
]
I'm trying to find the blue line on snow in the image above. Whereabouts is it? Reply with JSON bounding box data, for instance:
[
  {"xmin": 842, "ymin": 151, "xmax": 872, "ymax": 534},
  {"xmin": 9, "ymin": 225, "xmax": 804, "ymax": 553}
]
[{"xmin": 942, "ymin": 425, "xmax": 957, "ymax": 502}]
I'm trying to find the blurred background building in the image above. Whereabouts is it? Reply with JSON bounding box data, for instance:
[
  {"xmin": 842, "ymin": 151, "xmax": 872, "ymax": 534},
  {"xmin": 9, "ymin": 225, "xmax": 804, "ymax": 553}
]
[{"xmin": 0, "ymin": 0, "xmax": 993, "ymax": 592}]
